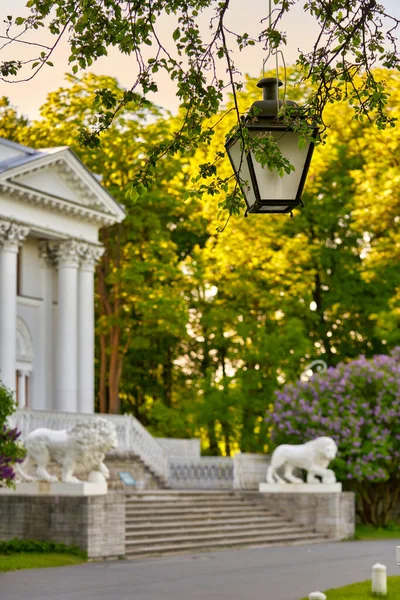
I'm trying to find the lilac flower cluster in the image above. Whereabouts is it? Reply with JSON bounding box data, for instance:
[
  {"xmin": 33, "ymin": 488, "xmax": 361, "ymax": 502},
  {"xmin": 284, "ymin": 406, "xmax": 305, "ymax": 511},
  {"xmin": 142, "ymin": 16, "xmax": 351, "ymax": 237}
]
[
  {"xmin": 265, "ymin": 348, "xmax": 400, "ymax": 483},
  {"xmin": 0, "ymin": 426, "xmax": 25, "ymax": 488}
]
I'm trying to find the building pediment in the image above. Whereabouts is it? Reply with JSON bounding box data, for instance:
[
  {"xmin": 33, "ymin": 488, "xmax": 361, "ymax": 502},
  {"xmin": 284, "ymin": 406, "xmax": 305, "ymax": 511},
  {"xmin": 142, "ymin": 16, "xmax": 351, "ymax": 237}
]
[{"xmin": 0, "ymin": 139, "xmax": 125, "ymax": 226}]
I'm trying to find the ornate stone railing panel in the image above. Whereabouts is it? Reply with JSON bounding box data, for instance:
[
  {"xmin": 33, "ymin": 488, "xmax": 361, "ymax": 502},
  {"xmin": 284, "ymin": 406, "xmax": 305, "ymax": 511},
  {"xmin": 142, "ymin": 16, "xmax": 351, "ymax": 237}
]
[
  {"xmin": 156, "ymin": 438, "xmax": 201, "ymax": 458},
  {"xmin": 168, "ymin": 457, "xmax": 234, "ymax": 489},
  {"xmin": 12, "ymin": 409, "xmax": 169, "ymax": 482},
  {"xmin": 233, "ymin": 453, "xmax": 270, "ymax": 489},
  {"xmin": 125, "ymin": 415, "xmax": 169, "ymax": 481}
]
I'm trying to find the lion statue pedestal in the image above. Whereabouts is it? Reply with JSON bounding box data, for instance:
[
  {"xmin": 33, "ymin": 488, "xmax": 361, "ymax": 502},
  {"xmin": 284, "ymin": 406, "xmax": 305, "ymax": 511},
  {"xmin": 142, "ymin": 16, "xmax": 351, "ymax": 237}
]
[
  {"xmin": 1, "ymin": 480, "xmax": 108, "ymax": 496},
  {"xmin": 259, "ymin": 436, "xmax": 342, "ymax": 493}
]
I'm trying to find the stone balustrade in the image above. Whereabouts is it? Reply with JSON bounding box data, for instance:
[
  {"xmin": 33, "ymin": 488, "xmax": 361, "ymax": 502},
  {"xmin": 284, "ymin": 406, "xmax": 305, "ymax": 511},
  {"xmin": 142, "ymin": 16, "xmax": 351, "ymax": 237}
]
[
  {"xmin": 168, "ymin": 456, "xmax": 234, "ymax": 489},
  {"xmin": 156, "ymin": 437, "xmax": 201, "ymax": 458}
]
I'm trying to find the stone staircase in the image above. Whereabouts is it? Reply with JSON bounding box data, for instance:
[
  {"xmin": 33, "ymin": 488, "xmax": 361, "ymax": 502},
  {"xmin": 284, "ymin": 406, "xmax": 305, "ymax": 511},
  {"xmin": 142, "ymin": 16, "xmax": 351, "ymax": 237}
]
[
  {"xmin": 106, "ymin": 453, "xmax": 168, "ymax": 490},
  {"xmin": 125, "ymin": 490, "xmax": 328, "ymax": 558}
]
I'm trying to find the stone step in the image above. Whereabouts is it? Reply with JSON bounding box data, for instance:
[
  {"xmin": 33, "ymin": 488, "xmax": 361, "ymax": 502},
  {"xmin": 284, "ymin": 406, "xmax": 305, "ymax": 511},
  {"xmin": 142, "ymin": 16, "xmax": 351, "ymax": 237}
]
[
  {"xmin": 125, "ymin": 506, "xmax": 270, "ymax": 517},
  {"xmin": 126, "ymin": 493, "xmax": 251, "ymax": 501},
  {"xmin": 126, "ymin": 500, "xmax": 260, "ymax": 510},
  {"xmin": 126, "ymin": 524, "xmax": 306, "ymax": 540},
  {"xmin": 125, "ymin": 528, "xmax": 320, "ymax": 547},
  {"xmin": 125, "ymin": 516, "xmax": 285, "ymax": 529},
  {"xmin": 126, "ymin": 506, "xmax": 273, "ymax": 518},
  {"xmin": 126, "ymin": 490, "xmax": 248, "ymax": 496},
  {"xmin": 125, "ymin": 512, "xmax": 279, "ymax": 524},
  {"xmin": 125, "ymin": 511, "xmax": 273, "ymax": 521},
  {"xmin": 126, "ymin": 488, "xmax": 255, "ymax": 501},
  {"xmin": 125, "ymin": 532, "xmax": 327, "ymax": 557}
]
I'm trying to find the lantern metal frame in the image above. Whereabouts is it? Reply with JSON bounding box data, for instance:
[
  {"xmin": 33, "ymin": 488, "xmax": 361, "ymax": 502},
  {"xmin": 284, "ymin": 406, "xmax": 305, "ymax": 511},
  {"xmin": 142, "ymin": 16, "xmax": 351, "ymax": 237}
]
[{"xmin": 225, "ymin": 78, "xmax": 318, "ymax": 215}]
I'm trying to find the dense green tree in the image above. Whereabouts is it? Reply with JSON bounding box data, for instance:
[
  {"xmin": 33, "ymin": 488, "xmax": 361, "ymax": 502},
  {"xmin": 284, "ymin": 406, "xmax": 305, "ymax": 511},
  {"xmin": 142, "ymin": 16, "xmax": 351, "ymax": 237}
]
[{"xmin": 0, "ymin": 97, "xmax": 28, "ymax": 140}]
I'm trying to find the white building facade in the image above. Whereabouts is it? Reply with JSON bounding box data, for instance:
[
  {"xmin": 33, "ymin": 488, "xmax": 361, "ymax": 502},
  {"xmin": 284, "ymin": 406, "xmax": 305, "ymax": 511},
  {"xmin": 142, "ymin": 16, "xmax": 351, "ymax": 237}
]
[{"xmin": 0, "ymin": 138, "xmax": 125, "ymax": 413}]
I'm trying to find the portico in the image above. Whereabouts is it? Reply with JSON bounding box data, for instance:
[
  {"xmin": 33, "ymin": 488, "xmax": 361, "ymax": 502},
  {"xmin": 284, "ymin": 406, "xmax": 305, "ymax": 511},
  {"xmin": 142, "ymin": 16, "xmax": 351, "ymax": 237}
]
[{"xmin": 0, "ymin": 138, "xmax": 125, "ymax": 412}]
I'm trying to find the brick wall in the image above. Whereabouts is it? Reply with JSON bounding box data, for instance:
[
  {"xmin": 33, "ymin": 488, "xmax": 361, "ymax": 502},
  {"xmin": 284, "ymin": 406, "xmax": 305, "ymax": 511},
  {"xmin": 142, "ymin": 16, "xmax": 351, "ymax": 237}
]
[
  {"xmin": 0, "ymin": 492, "xmax": 125, "ymax": 559},
  {"xmin": 251, "ymin": 491, "xmax": 355, "ymax": 540}
]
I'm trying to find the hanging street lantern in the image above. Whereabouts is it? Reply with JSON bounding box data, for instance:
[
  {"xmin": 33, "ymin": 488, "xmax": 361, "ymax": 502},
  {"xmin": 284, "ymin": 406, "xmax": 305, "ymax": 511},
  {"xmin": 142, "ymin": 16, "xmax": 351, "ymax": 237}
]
[{"xmin": 225, "ymin": 77, "xmax": 317, "ymax": 216}]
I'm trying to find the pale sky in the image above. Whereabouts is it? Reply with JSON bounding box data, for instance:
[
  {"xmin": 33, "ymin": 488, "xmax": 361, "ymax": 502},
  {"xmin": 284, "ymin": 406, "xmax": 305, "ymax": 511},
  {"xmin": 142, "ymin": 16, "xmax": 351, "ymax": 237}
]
[{"xmin": 1, "ymin": 0, "xmax": 399, "ymax": 120}]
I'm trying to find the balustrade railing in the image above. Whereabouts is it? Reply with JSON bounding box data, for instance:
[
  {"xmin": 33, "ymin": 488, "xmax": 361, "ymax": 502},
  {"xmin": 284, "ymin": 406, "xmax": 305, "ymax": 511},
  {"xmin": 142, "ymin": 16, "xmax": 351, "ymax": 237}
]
[
  {"xmin": 125, "ymin": 415, "xmax": 169, "ymax": 481},
  {"xmin": 168, "ymin": 456, "xmax": 234, "ymax": 489},
  {"xmin": 157, "ymin": 437, "xmax": 201, "ymax": 458},
  {"xmin": 233, "ymin": 453, "xmax": 270, "ymax": 490}
]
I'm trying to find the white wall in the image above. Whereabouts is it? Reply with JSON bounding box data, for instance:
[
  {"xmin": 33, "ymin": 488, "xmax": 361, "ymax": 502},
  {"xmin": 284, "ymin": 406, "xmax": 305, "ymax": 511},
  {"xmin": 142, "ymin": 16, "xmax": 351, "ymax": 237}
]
[
  {"xmin": 17, "ymin": 239, "xmax": 57, "ymax": 411},
  {"xmin": 20, "ymin": 237, "xmax": 42, "ymax": 299},
  {"xmin": 16, "ymin": 298, "xmax": 45, "ymax": 410}
]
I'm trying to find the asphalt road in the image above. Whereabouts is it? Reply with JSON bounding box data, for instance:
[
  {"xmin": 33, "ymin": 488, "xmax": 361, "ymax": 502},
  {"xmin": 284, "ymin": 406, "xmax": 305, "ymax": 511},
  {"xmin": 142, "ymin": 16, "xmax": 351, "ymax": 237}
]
[{"xmin": 1, "ymin": 541, "xmax": 399, "ymax": 600}]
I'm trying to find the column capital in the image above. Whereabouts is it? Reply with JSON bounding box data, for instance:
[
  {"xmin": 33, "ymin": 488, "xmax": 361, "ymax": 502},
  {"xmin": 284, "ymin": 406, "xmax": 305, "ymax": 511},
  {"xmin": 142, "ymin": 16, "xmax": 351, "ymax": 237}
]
[
  {"xmin": 38, "ymin": 240, "xmax": 54, "ymax": 268},
  {"xmin": 0, "ymin": 220, "xmax": 30, "ymax": 252},
  {"xmin": 49, "ymin": 239, "xmax": 80, "ymax": 268},
  {"xmin": 78, "ymin": 242, "xmax": 105, "ymax": 272},
  {"xmin": 17, "ymin": 369, "xmax": 31, "ymax": 378}
]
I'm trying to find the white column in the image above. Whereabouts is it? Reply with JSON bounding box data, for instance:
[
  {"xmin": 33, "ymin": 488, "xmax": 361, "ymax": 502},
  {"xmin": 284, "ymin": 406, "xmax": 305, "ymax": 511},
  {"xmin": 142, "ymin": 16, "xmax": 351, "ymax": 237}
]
[
  {"xmin": 53, "ymin": 240, "xmax": 80, "ymax": 413},
  {"xmin": 0, "ymin": 221, "xmax": 29, "ymax": 394},
  {"xmin": 38, "ymin": 241, "xmax": 54, "ymax": 411},
  {"xmin": 78, "ymin": 244, "xmax": 104, "ymax": 414}
]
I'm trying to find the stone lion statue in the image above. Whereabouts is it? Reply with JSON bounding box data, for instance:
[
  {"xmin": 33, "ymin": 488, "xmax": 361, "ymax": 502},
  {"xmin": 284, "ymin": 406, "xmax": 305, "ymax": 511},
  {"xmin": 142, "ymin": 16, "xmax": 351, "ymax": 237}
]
[
  {"xmin": 17, "ymin": 418, "xmax": 118, "ymax": 483},
  {"xmin": 266, "ymin": 436, "xmax": 338, "ymax": 484}
]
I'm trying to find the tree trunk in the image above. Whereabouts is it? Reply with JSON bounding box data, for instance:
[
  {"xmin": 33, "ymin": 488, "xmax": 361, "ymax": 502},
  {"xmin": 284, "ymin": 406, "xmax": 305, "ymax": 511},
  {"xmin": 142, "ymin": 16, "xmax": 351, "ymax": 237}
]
[
  {"xmin": 108, "ymin": 327, "xmax": 122, "ymax": 414},
  {"xmin": 164, "ymin": 346, "xmax": 173, "ymax": 408},
  {"xmin": 313, "ymin": 270, "xmax": 333, "ymax": 361},
  {"xmin": 99, "ymin": 333, "xmax": 108, "ymax": 413},
  {"xmin": 208, "ymin": 423, "xmax": 220, "ymax": 455},
  {"xmin": 355, "ymin": 481, "xmax": 400, "ymax": 528},
  {"xmin": 222, "ymin": 424, "xmax": 231, "ymax": 456},
  {"xmin": 134, "ymin": 388, "xmax": 142, "ymax": 421}
]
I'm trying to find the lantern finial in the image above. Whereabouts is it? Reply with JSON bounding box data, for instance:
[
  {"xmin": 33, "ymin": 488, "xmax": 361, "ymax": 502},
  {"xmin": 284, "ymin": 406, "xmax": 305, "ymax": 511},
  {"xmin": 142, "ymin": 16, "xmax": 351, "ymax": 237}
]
[{"xmin": 251, "ymin": 78, "xmax": 298, "ymax": 119}]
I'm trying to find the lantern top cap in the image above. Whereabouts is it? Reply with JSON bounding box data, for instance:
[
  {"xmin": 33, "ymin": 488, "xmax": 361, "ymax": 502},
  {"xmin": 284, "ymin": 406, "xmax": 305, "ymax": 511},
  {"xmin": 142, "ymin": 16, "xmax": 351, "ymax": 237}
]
[
  {"xmin": 257, "ymin": 77, "xmax": 283, "ymax": 89},
  {"xmin": 249, "ymin": 77, "xmax": 298, "ymax": 119}
]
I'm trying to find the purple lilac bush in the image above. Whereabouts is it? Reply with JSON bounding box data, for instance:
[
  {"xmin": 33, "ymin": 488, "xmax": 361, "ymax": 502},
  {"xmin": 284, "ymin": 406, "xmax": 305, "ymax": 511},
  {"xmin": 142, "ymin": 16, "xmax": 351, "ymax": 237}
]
[
  {"xmin": 265, "ymin": 348, "xmax": 400, "ymax": 526},
  {"xmin": 0, "ymin": 382, "xmax": 25, "ymax": 488}
]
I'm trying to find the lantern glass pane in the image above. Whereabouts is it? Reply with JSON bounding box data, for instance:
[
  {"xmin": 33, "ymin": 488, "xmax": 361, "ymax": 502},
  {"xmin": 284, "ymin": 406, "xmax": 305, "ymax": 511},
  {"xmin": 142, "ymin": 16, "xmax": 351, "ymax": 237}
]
[
  {"xmin": 249, "ymin": 131, "xmax": 310, "ymax": 201},
  {"xmin": 226, "ymin": 137, "xmax": 256, "ymax": 209}
]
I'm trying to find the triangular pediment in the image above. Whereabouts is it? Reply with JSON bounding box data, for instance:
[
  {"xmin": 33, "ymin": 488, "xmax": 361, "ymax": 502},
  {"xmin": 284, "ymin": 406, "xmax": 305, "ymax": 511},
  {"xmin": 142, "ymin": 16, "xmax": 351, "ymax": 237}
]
[
  {"xmin": 0, "ymin": 141, "xmax": 125, "ymax": 224},
  {"xmin": 15, "ymin": 167, "xmax": 91, "ymax": 204},
  {"xmin": 11, "ymin": 161, "xmax": 107, "ymax": 212}
]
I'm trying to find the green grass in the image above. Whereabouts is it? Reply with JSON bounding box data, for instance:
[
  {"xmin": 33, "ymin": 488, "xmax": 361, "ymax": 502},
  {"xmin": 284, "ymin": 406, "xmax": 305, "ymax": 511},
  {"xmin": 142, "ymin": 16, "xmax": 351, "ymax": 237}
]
[
  {"xmin": 354, "ymin": 524, "xmax": 400, "ymax": 541},
  {"xmin": 0, "ymin": 553, "xmax": 86, "ymax": 572},
  {"xmin": 300, "ymin": 576, "xmax": 400, "ymax": 599}
]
